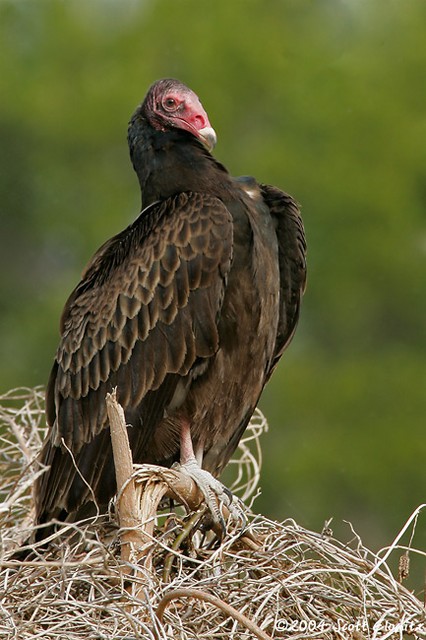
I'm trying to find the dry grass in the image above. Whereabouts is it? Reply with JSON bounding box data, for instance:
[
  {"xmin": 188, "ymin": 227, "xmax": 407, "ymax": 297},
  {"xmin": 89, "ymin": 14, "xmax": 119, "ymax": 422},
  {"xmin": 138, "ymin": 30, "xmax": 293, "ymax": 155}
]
[{"xmin": 0, "ymin": 387, "xmax": 425, "ymax": 639}]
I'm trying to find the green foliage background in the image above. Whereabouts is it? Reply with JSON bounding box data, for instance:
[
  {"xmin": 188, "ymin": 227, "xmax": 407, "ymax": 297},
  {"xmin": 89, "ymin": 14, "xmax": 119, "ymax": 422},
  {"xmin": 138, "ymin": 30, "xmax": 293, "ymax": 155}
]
[{"xmin": 1, "ymin": 0, "xmax": 425, "ymax": 587}]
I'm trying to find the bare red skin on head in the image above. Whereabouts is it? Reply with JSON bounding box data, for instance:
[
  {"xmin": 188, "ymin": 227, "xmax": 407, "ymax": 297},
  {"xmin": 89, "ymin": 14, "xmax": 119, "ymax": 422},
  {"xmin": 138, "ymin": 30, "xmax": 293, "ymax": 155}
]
[{"xmin": 143, "ymin": 79, "xmax": 216, "ymax": 150}]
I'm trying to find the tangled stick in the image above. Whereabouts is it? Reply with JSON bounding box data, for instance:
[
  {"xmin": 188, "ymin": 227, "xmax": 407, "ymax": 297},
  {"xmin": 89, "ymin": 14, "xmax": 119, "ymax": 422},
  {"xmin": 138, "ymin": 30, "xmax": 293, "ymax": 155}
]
[
  {"xmin": 107, "ymin": 389, "xmax": 208, "ymax": 567},
  {"xmin": 107, "ymin": 388, "xmax": 261, "ymax": 572},
  {"xmin": 106, "ymin": 389, "xmax": 145, "ymax": 567},
  {"xmin": 1, "ymin": 387, "xmax": 425, "ymax": 640},
  {"xmin": 155, "ymin": 588, "xmax": 273, "ymax": 640}
]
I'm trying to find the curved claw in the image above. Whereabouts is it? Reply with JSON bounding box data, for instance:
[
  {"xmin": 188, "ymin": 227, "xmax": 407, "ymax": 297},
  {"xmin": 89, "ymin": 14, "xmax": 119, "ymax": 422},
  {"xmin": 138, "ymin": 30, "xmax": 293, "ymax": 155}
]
[{"xmin": 174, "ymin": 458, "xmax": 246, "ymax": 537}]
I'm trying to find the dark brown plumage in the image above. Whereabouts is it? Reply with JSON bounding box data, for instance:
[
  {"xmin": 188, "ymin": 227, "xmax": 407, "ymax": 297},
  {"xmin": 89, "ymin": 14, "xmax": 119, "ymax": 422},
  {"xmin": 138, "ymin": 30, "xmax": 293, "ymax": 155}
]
[{"xmin": 35, "ymin": 79, "xmax": 306, "ymax": 535}]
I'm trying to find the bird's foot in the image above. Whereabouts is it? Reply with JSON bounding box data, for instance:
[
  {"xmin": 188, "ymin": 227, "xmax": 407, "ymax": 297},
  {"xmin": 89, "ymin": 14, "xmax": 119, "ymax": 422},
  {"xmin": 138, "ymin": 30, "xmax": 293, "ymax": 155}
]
[{"xmin": 173, "ymin": 457, "xmax": 246, "ymax": 537}]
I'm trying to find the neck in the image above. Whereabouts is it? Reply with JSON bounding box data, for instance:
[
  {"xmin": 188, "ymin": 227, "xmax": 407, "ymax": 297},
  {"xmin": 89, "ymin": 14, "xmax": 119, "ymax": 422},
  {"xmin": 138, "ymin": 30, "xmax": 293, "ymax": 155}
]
[{"xmin": 128, "ymin": 122, "xmax": 230, "ymax": 207}]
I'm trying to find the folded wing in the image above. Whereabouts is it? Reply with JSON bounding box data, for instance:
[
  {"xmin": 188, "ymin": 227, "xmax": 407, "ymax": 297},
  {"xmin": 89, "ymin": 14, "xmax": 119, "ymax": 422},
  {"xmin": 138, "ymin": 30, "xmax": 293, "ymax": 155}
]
[{"xmin": 37, "ymin": 191, "xmax": 233, "ymax": 520}]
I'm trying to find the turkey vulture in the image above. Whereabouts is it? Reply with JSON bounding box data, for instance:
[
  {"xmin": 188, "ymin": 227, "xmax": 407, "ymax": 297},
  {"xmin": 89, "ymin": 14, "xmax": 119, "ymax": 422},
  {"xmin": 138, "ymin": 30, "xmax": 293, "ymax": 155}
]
[{"xmin": 35, "ymin": 78, "xmax": 306, "ymax": 537}]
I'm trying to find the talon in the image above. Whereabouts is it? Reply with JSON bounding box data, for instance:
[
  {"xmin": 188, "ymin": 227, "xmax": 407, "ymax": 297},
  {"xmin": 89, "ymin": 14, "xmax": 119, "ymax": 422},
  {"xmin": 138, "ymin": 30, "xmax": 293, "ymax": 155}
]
[
  {"xmin": 222, "ymin": 485, "xmax": 234, "ymax": 505},
  {"xmin": 175, "ymin": 420, "xmax": 247, "ymax": 537},
  {"xmin": 175, "ymin": 458, "xmax": 233, "ymax": 534}
]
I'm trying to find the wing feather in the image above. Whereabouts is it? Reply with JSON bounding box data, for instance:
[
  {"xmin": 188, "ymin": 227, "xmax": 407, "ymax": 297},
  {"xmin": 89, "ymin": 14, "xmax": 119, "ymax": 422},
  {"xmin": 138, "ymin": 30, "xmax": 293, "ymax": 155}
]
[
  {"xmin": 36, "ymin": 193, "xmax": 233, "ymax": 522},
  {"xmin": 260, "ymin": 184, "xmax": 307, "ymax": 374},
  {"xmin": 38, "ymin": 191, "xmax": 233, "ymax": 518}
]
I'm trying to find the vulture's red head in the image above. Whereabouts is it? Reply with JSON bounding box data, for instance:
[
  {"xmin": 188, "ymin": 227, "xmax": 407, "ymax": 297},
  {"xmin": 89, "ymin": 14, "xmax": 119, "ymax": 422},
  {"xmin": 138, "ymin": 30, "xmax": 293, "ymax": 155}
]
[{"xmin": 138, "ymin": 78, "xmax": 217, "ymax": 152}]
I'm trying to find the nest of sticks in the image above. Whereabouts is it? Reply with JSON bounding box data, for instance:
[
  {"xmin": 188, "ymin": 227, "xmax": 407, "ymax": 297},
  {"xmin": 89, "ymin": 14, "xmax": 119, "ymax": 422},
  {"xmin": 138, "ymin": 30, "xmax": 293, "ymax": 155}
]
[{"xmin": 0, "ymin": 386, "xmax": 424, "ymax": 639}]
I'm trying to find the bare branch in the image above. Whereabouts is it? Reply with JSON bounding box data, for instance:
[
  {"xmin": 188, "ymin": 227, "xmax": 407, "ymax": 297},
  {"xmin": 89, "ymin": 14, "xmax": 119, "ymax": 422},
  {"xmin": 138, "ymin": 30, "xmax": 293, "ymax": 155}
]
[{"xmin": 156, "ymin": 587, "xmax": 273, "ymax": 640}]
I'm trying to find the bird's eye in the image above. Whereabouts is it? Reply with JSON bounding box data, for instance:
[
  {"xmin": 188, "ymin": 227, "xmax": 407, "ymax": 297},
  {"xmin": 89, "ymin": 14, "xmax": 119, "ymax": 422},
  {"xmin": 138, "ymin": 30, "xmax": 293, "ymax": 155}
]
[{"xmin": 163, "ymin": 97, "xmax": 178, "ymax": 111}]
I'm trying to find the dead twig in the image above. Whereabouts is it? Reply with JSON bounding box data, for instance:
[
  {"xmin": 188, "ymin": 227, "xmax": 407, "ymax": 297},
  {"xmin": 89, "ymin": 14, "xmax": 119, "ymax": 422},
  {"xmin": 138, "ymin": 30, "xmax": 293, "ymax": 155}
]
[
  {"xmin": 0, "ymin": 387, "xmax": 425, "ymax": 640},
  {"xmin": 106, "ymin": 389, "xmax": 145, "ymax": 566},
  {"xmin": 155, "ymin": 587, "xmax": 273, "ymax": 640}
]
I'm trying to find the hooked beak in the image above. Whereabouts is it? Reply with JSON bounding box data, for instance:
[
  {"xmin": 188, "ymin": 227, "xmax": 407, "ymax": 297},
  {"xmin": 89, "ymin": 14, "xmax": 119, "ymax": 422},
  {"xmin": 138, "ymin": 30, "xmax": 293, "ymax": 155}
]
[{"xmin": 198, "ymin": 126, "xmax": 217, "ymax": 152}]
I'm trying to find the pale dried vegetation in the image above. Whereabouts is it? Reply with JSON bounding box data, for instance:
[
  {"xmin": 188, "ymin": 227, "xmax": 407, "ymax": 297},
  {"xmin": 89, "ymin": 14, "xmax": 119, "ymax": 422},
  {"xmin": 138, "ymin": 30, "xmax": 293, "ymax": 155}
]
[{"xmin": 0, "ymin": 387, "xmax": 425, "ymax": 639}]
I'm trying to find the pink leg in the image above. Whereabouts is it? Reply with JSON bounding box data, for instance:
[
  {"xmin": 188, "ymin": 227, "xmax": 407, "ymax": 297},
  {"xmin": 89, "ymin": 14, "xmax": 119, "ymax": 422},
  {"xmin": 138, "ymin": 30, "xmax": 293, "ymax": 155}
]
[
  {"xmin": 194, "ymin": 438, "xmax": 205, "ymax": 466},
  {"xmin": 179, "ymin": 418, "xmax": 196, "ymax": 465},
  {"xmin": 177, "ymin": 419, "xmax": 243, "ymax": 533},
  {"xmin": 179, "ymin": 418, "xmax": 205, "ymax": 467}
]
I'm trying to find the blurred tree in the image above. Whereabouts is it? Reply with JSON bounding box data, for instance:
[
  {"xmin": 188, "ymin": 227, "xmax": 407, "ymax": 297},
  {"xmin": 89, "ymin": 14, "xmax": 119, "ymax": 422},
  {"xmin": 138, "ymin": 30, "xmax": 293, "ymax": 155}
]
[{"xmin": 0, "ymin": 0, "xmax": 424, "ymax": 589}]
